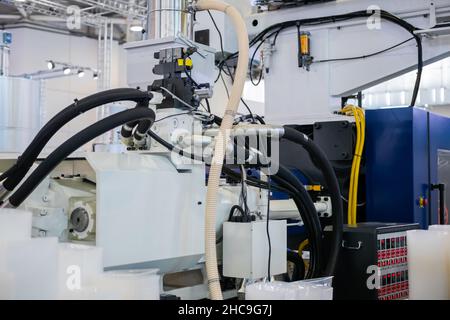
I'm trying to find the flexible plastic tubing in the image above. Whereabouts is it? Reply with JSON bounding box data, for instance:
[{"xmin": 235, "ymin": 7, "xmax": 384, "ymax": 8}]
[{"xmin": 194, "ymin": 0, "xmax": 249, "ymax": 300}]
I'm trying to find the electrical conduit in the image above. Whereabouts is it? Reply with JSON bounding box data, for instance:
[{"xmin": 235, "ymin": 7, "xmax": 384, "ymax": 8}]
[{"xmin": 193, "ymin": 0, "xmax": 249, "ymax": 300}]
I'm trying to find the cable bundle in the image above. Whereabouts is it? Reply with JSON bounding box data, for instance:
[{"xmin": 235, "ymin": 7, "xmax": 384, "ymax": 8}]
[{"xmin": 341, "ymin": 105, "xmax": 365, "ymax": 226}]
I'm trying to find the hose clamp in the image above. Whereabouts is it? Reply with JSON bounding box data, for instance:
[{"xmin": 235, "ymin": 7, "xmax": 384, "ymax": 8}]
[{"xmin": 207, "ymin": 278, "xmax": 221, "ymax": 285}]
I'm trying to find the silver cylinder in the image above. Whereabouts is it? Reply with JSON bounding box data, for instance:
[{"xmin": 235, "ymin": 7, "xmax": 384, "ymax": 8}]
[
  {"xmin": 0, "ymin": 77, "xmax": 42, "ymax": 154},
  {"xmin": 0, "ymin": 45, "xmax": 9, "ymax": 77},
  {"xmin": 146, "ymin": 0, "xmax": 192, "ymax": 40}
]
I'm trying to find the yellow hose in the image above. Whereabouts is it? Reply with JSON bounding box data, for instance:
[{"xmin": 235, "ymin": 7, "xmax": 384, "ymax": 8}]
[
  {"xmin": 298, "ymin": 239, "xmax": 310, "ymax": 272},
  {"xmin": 342, "ymin": 105, "xmax": 365, "ymax": 226}
]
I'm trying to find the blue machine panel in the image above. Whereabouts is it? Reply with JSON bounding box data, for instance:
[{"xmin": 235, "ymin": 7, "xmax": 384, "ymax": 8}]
[
  {"xmin": 429, "ymin": 112, "xmax": 450, "ymax": 225},
  {"xmin": 365, "ymin": 108, "xmax": 430, "ymax": 228}
]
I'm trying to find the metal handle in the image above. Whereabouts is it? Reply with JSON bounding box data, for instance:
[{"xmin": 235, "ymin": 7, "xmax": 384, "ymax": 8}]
[
  {"xmin": 431, "ymin": 183, "xmax": 446, "ymax": 225},
  {"xmin": 342, "ymin": 240, "xmax": 362, "ymax": 250}
]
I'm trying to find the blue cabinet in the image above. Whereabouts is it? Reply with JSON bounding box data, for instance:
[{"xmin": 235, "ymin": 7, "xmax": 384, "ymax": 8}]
[{"xmin": 365, "ymin": 107, "xmax": 450, "ymax": 228}]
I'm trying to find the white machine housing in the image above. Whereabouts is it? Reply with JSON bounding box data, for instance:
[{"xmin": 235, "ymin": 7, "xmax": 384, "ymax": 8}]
[{"xmin": 87, "ymin": 152, "xmax": 206, "ymax": 273}]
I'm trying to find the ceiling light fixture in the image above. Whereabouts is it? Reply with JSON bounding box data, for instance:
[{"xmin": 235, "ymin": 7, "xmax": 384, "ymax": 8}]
[{"xmin": 47, "ymin": 61, "xmax": 55, "ymax": 70}]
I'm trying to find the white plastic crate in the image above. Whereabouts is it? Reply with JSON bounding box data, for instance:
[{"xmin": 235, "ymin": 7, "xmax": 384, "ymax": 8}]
[{"xmin": 246, "ymin": 277, "xmax": 333, "ymax": 300}]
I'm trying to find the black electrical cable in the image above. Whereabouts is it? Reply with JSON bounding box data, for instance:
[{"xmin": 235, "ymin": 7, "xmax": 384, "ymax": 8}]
[
  {"xmin": 2, "ymin": 88, "xmax": 152, "ymax": 192},
  {"xmin": 266, "ymin": 174, "xmax": 272, "ymax": 279},
  {"xmin": 207, "ymin": 9, "xmax": 256, "ymax": 119},
  {"xmin": 6, "ymin": 108, "xmax": 156, "ymax": 208},
  {"xmin": 155, "ymin": 112, "xmax": 192, "ymax": 123},
  {"xmin": 249, "ymin": 38, "xmax": 265, "ymax": 86},
  {"xmin": 276, "ymin": 165, "xmax": 323, "ymax": 276},
  {"xmin": 249, "ymin": 28, "xmax": 282, "ymax": 86},
  {"xmin": 240, "ymin": 166, "xmax": 250, "ymax": 215},
  {"xmin": 314, "ymin": 37, "xmax": 415, "ymax": 63},
  {"xmin": 182, "ymin": 57, "xmax": 212, "ymax": 114},
  {"xmin": 224, "ymin": 9, "xmax": 422, "ymax": 107},
  {"xmin": 205, "ymin": 99, "xmax": 212, "ymax": 113},
  {"xmin": 282, "ymin": 126, "xmax": 343, "ymax": 277}
]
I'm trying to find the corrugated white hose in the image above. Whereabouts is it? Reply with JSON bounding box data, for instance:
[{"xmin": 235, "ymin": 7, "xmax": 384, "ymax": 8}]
[{"xmin": 194, "ymin": 0, "xmax": 249, "ymax": 300}]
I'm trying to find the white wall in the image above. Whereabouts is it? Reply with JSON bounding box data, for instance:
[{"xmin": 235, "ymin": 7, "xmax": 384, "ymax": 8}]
[
  {"xmin": 363, "ymin": 57, "xmax": 450, "ymax": 109},
  {"xmin": 5, "ymin": 27, "xmax": 122, "ymax": 153}
]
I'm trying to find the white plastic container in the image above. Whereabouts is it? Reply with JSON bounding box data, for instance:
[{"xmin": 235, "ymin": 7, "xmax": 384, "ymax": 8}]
[
  {"xmin": 0, "ymin": 272, "xmax": 14, "ymax": 299},
  {"xmin": 95, "ymin": 269, "xmax": 160, "ymax": 300},
  {"xmin": 291, "ymin": 277, "xmax": 334, "ymax": 300},
  {"xmin": 429, "ymin": 225, "xmax": 450, "ymax": 232},
  {"xmin": 246, "ymin": 281, "xmax": 298, "ymax": 300},
  {"xmin": 0, "ymin": 209, "xmax": 32, "ymax": 242},
  {"xmin": 407, "ymin": 229, "xmax": 449, "ymax": 300},
  {"xmin": 427, "ymin": 225, "xmax": 450, "ymax": 299},
  {"xmin": 246, "ymin": 277, "xmax": 333, "ymax": 300},
  {"xmin": 3, "ymin": 237, "xmax": 59, "ymax": 299},
  {"xmin": 57, "ymin": 243, "xmax": 104, "ymax": 299}
]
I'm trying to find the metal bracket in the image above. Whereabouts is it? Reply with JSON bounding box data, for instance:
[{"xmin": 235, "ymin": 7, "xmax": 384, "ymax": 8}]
[{"xmin": 429, "ymin": 0, "xmax": 437, "ymax": 28}]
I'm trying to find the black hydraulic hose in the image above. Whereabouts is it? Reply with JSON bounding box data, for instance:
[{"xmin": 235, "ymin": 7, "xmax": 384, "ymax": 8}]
[
  {"xmin": 133, "ymin": 120, "xmax": 153, "ymax": 144},
  {"xmin": 0, "ymin": 166, "xmax": 15, "ymax": 183},
  {"xmin": 6, "ymin": 108, "xmax": 156, "ymax": 208},
  {"xmin": 270, "ymin": 173, "xmax": 320, "ymax": 279},
  {"xmin": 276, "ymin": 165, "xmax": 323, "ymax": 276},
  {"xmin": 2, "ymin": 88, "xmax": 152, "ymax": 192},
  {"xmin": 282, "ymin": 126, "xmax": 343, "ymax": 277},
  {"xmin": 121, "ymin": 100, "xmax": 153, "ymax": 139},
  {"xmin": 120, "ymin": 122, "xmax": 138, "ymax": 139}
]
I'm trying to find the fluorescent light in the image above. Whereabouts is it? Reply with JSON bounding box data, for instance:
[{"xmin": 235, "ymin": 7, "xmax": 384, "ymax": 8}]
[
  {"xmin": 47, "ymin": 61, "xmax": 55, "ymax": 70},
  {"xmin": 130, "ymin": 25, "xmax": 144, "ymax": 32},
  {"xmin": 63, "ymin": 67, "xmax": 71, "ymax": 75},
  {"xmin": 77, "ymin": 70, "xmax": 85, "ymax": 78}
]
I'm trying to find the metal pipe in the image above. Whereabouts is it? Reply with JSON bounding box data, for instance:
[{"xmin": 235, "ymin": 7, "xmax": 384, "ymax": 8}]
[{"xmin": 0, "ymin": 44, "xmax": 9, "ymax": 77}]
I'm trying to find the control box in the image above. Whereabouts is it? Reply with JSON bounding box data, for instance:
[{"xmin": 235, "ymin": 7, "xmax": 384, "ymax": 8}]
[
  {"xmin": 223, "ymin": 220, "xmax": 287, "ymax": 279},
  {"xmin": 334, "ymin": 222, "xmax": 420, "ymax": 300}
]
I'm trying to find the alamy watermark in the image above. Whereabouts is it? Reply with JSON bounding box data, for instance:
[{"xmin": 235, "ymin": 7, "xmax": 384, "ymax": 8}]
[
  {"xmin": 168, "ymin": 127, "xmax": 281, "ymax": 175},
  {"xmin": 65, "ymin": 265, "xmax": 82, "ymax": 291},
  {"xmin": 367, "ymin": 5, "xmax": 382, "ymax": 30}
]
